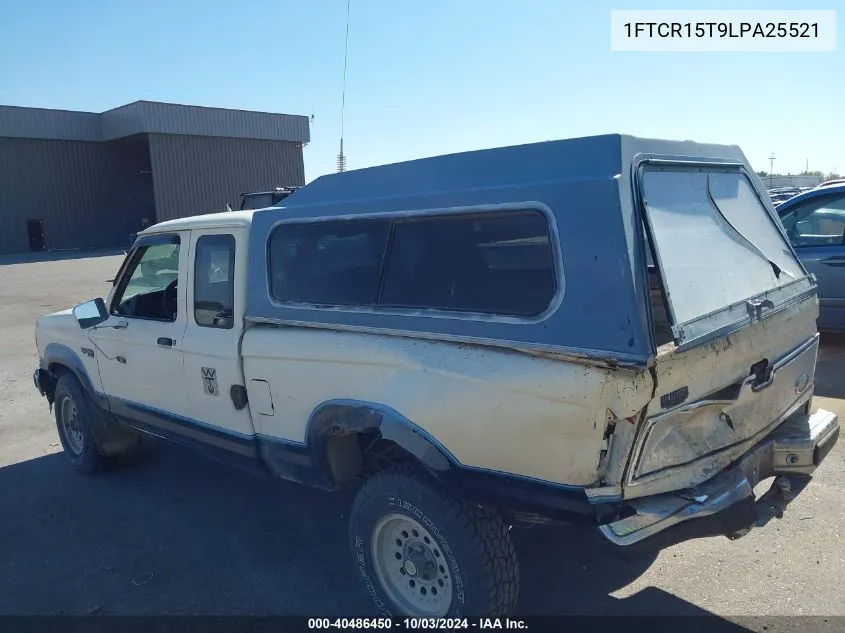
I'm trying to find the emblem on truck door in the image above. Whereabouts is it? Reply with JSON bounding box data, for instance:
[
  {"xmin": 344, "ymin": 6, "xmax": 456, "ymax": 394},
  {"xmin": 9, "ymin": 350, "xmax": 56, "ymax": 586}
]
[{"xmin": 201, "ymin": 367, "xmax": 219, "ymax": 396}]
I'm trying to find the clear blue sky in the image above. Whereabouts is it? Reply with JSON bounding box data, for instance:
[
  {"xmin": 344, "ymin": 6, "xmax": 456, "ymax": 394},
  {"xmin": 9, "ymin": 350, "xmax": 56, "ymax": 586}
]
[{"xmin": 1, "ymin": 0, "xmax": 842, "ymax": 182}]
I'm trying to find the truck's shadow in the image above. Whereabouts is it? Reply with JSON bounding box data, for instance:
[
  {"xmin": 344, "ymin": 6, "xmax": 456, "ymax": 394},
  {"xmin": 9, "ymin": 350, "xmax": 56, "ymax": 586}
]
[{"xmin": 0, "ymin": 443, "xmax": 746, "ymax": 627}]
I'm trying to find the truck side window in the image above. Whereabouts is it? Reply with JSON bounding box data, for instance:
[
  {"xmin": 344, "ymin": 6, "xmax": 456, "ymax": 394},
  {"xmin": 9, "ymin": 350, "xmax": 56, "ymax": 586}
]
[
  {"xmin": 269, "ymin": 220, "xmax": 391, "ymax": 306},
  {"xmin": 267, "ymin": 212, "xmax": 557, "ymax": 317},
  {"xmin": 194, "ymin": 234, "xmax": 236, "ymax": 329},
  {"xmin": 380, "ymin": 211, "xmax": 556, "ymax": 317},
  {"xmin": 112, "ymin": 241, "xmax": 181, "ymax": 321}
]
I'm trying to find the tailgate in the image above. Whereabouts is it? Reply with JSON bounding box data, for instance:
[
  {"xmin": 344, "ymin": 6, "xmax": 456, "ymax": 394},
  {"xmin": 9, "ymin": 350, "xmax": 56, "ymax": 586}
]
[
  {"xmin": 627, "ymin": 161, "xmax": 820, "ymax": 499},
  {"xmin": 626, "ymin": 297, "xmax": 818, "ymax": 499}
]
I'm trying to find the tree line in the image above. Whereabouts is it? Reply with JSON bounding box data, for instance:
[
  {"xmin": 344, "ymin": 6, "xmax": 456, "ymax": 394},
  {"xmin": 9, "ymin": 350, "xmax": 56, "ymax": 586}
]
[{"xmin": 757, "ymin": 170, "xmax": 842, "ymax": 179}]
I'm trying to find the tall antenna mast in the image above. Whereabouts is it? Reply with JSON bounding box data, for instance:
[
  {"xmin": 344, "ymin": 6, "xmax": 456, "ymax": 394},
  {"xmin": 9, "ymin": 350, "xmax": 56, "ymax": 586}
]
[{"xmin": 337, "ymin": 0, "xmax": 351, "ymax": 172}]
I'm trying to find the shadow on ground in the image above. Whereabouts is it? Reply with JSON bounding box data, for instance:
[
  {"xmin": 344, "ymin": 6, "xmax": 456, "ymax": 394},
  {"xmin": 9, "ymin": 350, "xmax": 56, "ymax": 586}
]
[
  {"xmin": 0, "ymin": 442, "xmax": 748, "ymax": 628},
  {"xmin": 0, "ymin": 249, "xmax": 126, "ymax": 266}
]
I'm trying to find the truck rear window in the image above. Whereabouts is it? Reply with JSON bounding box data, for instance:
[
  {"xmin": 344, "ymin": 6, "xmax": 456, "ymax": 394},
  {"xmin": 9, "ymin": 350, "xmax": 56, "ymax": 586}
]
[{"xmin": 268, "ymin": 210, "xmax": 557, "ymax": 317}]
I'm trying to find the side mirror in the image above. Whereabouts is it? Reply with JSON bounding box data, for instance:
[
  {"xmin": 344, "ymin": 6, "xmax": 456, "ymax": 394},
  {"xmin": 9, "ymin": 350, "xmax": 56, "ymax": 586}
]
[{"xmin": 73, "ymin": 298, "xmax": 109, "ymax": 329}]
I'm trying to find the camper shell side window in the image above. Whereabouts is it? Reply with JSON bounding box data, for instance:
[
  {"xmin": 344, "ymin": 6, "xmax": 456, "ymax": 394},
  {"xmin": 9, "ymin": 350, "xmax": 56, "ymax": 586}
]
[{"xmin": 267, "ymin": 209, "xmax": 558, "ymax": 319}]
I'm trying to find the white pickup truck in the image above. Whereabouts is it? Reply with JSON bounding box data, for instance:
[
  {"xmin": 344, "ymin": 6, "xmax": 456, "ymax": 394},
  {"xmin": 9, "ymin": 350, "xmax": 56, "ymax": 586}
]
[{"xmin": 34, "ymin": 134, "xmax": 839, "ymax": 617}]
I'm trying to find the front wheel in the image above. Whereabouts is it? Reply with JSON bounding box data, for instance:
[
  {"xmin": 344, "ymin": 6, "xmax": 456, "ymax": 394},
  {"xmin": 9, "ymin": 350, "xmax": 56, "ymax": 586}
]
[
  {"xmin": 349, "ymin": 467, "xmax": 519, "ymax": 617},
  {"xmin": 54, "ymin": 373, "xmax": 108, "ymax": 474}
]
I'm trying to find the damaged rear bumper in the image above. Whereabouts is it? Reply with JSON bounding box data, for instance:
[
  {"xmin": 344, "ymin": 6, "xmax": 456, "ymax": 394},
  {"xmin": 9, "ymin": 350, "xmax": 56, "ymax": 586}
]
[{"xmin": 599, "ymin": 407, "xmax": 839, "ymax": 550}]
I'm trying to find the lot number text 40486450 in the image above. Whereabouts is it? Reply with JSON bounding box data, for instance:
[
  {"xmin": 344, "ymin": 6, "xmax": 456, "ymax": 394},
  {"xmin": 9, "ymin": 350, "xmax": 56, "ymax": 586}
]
[{"xmin": 307, "ymin": 618, "xmax": 528, "ymax": 630}]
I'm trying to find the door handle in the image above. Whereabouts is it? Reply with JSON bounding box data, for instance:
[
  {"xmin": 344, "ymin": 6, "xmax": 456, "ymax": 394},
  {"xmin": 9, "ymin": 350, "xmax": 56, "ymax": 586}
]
[
  {"xmin": 157, "ymin": 337, "xmax": 175, "ymax": 347},
  {"xmin": 821, "ymin": 257, "xmax": 845, "ymax": 267}
]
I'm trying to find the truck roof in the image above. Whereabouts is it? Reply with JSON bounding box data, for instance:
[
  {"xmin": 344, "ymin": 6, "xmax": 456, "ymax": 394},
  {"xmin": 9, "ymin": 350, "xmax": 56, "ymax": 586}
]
[
  {"xmin": 271, "ymin": 133, "xmax": 745, "ymax": 213},
  {"xmin": 141, "ymin": 209, "xmax": 258, "ymax": 235}
]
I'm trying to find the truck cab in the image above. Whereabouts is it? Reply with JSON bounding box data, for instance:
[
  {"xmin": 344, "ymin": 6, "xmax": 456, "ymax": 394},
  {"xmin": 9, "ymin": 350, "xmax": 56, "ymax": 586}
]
[{"xmin": 35, "ymin": 212, "xmax": 257, "ymax": 467}]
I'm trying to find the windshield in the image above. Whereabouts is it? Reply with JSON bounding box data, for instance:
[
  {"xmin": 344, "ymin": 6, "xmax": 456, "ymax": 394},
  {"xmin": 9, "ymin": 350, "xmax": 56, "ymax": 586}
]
[
  {"xmin": 121, "ymin": 244, "xmax": 180, "ymax": 303},
  {"xmin": 641, "ymin": 166, "xmax": 804, "ymax": 327}
]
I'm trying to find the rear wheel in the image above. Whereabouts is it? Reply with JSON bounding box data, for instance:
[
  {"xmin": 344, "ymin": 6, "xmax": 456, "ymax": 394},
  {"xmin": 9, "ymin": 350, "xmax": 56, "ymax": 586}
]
[
  {"xmin": 54, "ymin": 374, "xmax": 108, "ymax": 474},
  {"xmin": 349, "ymin": 467, "xmax": 519, "ymax": 616}
]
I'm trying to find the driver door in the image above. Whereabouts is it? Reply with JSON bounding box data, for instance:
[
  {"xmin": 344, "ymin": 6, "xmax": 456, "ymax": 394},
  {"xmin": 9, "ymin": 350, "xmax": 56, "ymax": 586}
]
[{"xmin": 92, "ymin": 232, "xmax": 192, "ymax": 424}]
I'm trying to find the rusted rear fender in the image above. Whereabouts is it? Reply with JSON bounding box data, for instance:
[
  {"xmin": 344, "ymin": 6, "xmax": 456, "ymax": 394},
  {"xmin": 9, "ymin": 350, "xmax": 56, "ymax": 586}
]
[{"xmin": 306, "ymin": 399, "xmax": 451, "ymax": 471}]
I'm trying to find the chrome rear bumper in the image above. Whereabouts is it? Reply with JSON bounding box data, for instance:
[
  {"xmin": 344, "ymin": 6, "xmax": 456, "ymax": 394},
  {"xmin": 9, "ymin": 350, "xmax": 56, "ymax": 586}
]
[{"xmin": 600, "ymin": 407, "xmax": 839, "ymax": 548}]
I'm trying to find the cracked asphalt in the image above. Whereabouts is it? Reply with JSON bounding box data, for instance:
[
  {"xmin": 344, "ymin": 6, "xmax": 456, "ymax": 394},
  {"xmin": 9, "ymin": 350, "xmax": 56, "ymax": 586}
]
[{"xmin": 1, "ymin": 251, "xmax": 843, "ymax": 631}]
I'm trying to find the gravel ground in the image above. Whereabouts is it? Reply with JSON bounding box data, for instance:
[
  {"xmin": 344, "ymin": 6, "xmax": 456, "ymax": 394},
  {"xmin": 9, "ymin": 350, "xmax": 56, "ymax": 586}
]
[{"xmin": 1, "ymin": 252, "xmax": 843, "ymax": 629}]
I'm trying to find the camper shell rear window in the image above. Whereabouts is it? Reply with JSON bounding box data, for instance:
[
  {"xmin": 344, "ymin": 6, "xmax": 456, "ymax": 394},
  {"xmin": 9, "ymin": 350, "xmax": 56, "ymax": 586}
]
[{"xmin": 640, "ymin": 162, "xmax": 807, "ymax": 346}]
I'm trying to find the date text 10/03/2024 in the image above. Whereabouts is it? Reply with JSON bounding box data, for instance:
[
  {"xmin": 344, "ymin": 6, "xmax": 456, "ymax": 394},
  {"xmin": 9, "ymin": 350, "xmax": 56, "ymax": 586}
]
[{"xmin": 308, "ymin": 618, "xmax": 528, "ymax": 630}]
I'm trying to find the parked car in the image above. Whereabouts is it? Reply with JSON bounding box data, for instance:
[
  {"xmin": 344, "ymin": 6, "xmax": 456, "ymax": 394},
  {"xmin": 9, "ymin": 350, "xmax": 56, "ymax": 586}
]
[
  {"xmin": 777, "ymin": 183, "xmax": 845, "ymax": 331},
  {"xmin": 816, "ymin": 179, "xmax": 845, "ymax": 190},
  {"xmin": 33, "ymin": 134, "xmax": 839, "ymax": 617},
  {"xmin": 770, "ymin": 192, "xmax": 799, "ymax": 207}
]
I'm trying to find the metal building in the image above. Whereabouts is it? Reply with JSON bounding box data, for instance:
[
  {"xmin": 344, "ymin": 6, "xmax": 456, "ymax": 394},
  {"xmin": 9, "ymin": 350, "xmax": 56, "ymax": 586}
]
[
  {"xmin": 0, "ymin": 101, "xmax": 309, "ymax": 255},
  {"xmin": 763, "ymin": 175, "xmax": 824, "ymax": 189}
]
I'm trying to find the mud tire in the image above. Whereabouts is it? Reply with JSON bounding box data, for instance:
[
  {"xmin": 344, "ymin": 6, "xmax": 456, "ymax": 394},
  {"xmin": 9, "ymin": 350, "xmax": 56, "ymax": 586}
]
[{"xmin": 349, "ymin": 466, "xmax": 519, "ymax": 616}]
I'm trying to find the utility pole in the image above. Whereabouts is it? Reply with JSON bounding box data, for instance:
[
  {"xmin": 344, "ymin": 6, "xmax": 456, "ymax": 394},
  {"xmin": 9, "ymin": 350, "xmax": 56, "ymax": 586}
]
[{"xmin": 769, "ymin": 153, "xmax": 776, "ymax": 187}]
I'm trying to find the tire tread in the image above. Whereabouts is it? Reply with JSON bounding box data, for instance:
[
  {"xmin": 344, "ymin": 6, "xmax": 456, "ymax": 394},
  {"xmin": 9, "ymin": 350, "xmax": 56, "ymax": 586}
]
[{"xmin": 350, "ymin": 464, "xmax": 519, "ymax": 615}]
